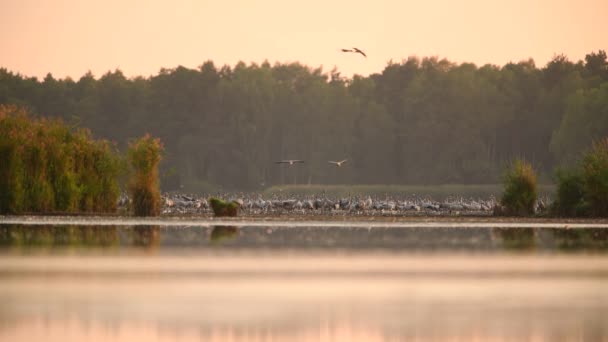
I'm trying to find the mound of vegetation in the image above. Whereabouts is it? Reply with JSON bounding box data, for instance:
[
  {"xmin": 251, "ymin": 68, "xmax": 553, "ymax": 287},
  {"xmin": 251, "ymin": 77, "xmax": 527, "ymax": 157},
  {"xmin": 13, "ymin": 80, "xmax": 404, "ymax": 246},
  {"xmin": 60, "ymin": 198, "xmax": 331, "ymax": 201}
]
[
  {"xmin": 499, "ymin": 159, "xmax": 538, "ymax": 216},
  {"xmin": 128, "ymin": 135, "xmax": 164, "ymax": 216},
  {"xmin": 582, "ymin": 138, "xmax": 608, "ymax": 216},
  {"xmin": 0, "ymin": 105, "xmax": 122, "ymax": 214},
  {"xmin": 552, "ymin": 138, "xmax": 608, "ymax": 217},
  {"xmin": 209, "ymin": 198, "xmax": 240, "ymax": 217},
  {"xmin": 551, "ymin": 170, "xmax": 587, "ymax": 217}
]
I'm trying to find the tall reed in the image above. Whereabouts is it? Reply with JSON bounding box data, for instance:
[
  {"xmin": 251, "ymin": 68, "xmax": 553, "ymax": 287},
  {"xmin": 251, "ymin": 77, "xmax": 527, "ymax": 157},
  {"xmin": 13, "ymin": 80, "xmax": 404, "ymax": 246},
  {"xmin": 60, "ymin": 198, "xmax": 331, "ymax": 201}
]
[
  {"xmin": 500, "ymin": 159, "xmax": 538, "ymax": 216},
  {"xmin": 0, "ymin": 105, "xmax": 121, "ymax": 214},
  {"xmin": 128, "ymin": 134, "xmax": 164, "ymax": 216}
]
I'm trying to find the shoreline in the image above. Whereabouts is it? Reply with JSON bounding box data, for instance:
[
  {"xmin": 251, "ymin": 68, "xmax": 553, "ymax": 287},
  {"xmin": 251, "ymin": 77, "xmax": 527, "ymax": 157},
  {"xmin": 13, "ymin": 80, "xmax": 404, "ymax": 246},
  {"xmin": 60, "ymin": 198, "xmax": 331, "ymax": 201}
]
[{"xmin": 2, "ymin": 214, "xmax": 608, "ymax": 227}]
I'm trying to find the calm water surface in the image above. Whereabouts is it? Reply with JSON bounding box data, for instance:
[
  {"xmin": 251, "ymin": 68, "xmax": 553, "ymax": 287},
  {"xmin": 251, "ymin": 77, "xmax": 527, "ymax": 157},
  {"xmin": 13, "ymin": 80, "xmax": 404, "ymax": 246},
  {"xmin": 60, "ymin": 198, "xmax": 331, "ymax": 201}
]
[{"xmin": 1, "ymin": 219, "xmax": 607, "ymax": 341}]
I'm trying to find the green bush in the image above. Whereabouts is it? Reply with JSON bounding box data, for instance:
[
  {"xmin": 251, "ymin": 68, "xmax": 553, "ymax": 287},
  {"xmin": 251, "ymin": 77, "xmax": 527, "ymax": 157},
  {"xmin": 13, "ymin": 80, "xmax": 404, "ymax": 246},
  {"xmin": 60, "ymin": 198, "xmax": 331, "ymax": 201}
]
[
  {"xmin": 128, "ymin": 134, "xmax": 163, "ymax": 216},
  {"xmin": 582, "ymin": 138, "xmax": 608, "ymax": 216},
  {"xmin": 0, "ymin": 142, "xmax": 26, "ymax": 213},
  {"xmin": 0, "ymin": 105, "xmax": 121, "ymax": 214},
  {"xmin": 209, "ymin": 198, "xmax": 240, "ymax": 217},
  {"xmin": 500, "ymin": 159, "xmax": 538, "ymax": 216},
  {"xmin": 551, "ymin": 170, "xmax": 588, "ymax": 217}
]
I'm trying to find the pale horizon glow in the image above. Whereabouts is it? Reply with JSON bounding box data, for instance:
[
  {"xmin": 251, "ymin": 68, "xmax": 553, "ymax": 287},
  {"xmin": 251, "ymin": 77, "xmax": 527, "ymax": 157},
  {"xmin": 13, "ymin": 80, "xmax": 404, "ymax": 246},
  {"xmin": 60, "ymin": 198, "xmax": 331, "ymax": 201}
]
[{"xmin": 1, "ymin": 0, "xmax": 607, "ymax": 80}]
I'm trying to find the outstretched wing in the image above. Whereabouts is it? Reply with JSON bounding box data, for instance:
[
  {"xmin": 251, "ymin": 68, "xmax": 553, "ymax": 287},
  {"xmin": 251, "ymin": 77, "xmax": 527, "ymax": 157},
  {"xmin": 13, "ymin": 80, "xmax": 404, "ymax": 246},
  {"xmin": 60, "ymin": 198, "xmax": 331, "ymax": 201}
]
[
  {"xmin": 339, "ymin": 159, "xmax": 348, "ymax": 164},
  {"xmin": 353, "ymin": 47, "xmax": 367, "ymax": 57},
  {"xmin": 340, "ymin": 48, "xmax": 352, "ymax": 52}
]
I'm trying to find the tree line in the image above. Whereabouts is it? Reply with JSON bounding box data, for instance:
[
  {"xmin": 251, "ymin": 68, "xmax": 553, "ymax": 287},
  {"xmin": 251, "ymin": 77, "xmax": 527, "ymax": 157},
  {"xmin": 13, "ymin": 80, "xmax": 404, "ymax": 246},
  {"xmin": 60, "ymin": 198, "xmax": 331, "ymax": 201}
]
[{"xmin": 0, "ymin": 50, "xmax": 606, "ymax": 191}]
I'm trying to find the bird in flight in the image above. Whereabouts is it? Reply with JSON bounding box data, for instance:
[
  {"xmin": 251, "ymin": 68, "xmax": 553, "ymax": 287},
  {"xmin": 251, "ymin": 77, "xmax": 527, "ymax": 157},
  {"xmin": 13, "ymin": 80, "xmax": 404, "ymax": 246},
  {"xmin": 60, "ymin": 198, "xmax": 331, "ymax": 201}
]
[
  {"xmin": 328, "ymin": 159, "xmax": 348, "ymax": 167},
  {"xmin": 352, "ymin": 47, "xmax": 367, "ymax": 57},
  {"xmin": 276, "ymin": 160, "xmax": 305, "ymax": 166},
  {"xmin": 340, "ymin": 47, "xmax": 366, "ymax": 58}
]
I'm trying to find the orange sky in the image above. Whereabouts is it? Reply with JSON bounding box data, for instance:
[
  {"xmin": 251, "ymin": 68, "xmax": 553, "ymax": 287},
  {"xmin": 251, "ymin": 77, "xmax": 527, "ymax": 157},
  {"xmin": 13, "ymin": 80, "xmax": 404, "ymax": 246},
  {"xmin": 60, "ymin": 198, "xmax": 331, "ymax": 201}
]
[{"xmin": 1, "ymin": 0, "xmax": 606, "ymax": 79}]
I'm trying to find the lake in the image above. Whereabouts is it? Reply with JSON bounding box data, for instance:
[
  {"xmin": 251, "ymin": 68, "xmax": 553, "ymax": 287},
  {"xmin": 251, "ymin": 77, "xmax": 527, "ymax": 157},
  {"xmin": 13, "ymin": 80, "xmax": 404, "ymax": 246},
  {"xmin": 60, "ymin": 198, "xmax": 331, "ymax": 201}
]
[{"xmin": 1, "ymin": 217, "xmax": 607, "ymax": 341}]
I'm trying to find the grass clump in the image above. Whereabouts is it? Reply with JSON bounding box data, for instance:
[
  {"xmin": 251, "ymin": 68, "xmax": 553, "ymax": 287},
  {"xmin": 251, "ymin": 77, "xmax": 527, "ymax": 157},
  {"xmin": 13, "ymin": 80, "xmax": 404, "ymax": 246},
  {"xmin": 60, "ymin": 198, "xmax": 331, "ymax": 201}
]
[
  {"xmin": 128, "ymin": 134, "xmax": 164, "ymax": 216},
  {"xmin": 264, "ymin": 183, "xmax": 555, "ymax": 200},
  {"xmin": 209, "ymin": 198, "xmax": 240, "ymax": 217},
  {"xmin": 500, "ymin": 159, "xmax": 538, "ymax": 216},
  {"xmin": 0, "ymin": 105, "xmax": 121, "ymax": 214}
]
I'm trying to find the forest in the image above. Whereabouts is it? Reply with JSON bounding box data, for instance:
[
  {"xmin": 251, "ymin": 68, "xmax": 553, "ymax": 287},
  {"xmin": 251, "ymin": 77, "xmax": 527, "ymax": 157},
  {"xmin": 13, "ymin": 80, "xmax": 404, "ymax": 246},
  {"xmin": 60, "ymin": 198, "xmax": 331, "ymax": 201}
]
[{"xmin": 0, "ymin": 50, "xmax": 606, "ymax": 191}]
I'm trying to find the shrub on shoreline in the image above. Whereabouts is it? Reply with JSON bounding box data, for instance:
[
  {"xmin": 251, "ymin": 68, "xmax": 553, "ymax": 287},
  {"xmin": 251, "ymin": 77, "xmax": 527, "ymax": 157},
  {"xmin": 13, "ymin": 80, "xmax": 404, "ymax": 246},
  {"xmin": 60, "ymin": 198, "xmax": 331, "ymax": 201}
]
[
  {"xmin": 551, "ymin": 138, "xmax": 608, "ymax": 218},
  {"xmin": 0, "ymin": 105, "xmax": 121, "ymax": 214},
  {"xmin": 209, "ymin": 198, "xmax": 240, "ymax": 217},
  {"xmin": 128, "ymin": 134, "xmax": 163, "ymax": 216},
  {"xmin": 551, "ymin": 170, "xmax": 587, "ymax": 217},
  {"xmin": 582, "ymin": 138, "xmax": 608, "ymax": 216},
  {"xmin": 500, "ymin": 159, "xmax": 538, "ymax": 216}
]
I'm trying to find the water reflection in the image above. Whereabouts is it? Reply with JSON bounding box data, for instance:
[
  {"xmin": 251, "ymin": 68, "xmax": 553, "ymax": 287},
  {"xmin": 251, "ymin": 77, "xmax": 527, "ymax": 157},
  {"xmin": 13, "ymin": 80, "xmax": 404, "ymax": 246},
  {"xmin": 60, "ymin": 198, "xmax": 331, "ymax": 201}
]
[
  {"xmin": 1, "ymin": 255, "xmax": 607, "ymax": 341},
  {"xmin": 2, "ymin": 314, "xmax": 606, "ymax": 342},
  {"xmin": 553, "ymin": 228, "xmax": 608, "ymax": 251},
  {"xmin": 132, "ymin": 226, "xmax": 161, "ymax": 251},
  {"xmin": 0, "ymin": 225, "xmax": 607, "ymax": 253},
  {"xmin": 1, "ymin": 222, "xmax": 608, "ymax": 341},
  {"xmin": 0, "ymin": 225, "xmax": 119, "ymax": 250},
  {"xmin": 493, "ymin": 227, "xmax": 537, "ymax": 251},
  {"xmin": 210, "ymin": 226, "xmax": 239, "ymax": 243}
]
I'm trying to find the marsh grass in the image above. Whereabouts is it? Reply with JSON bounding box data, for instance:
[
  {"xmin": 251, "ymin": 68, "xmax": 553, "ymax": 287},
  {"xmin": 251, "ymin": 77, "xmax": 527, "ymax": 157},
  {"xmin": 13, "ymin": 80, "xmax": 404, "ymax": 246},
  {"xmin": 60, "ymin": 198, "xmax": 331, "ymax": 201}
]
[
  {"xmin": 0, "ymin": 105, "xmax": 121, "ymax": 214},
  {"xmin": 500, "ymin": 159, "xmax": 538, "ymax": 216},
  {"xmin": 264, "ymin": 183, "xmax": 555, "ymax": 200},
  {"xmin": 128, "ymin": 134, "xmax": 163, "ymax": 216}
]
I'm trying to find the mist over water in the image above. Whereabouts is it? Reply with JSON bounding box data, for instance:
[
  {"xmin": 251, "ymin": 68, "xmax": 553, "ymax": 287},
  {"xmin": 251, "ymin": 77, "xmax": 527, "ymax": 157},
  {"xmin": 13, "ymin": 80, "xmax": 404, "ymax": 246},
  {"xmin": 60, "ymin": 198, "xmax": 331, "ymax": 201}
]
[{"xmin": 1, "ymin": 222, "xmax": 607, "ymax": 341}]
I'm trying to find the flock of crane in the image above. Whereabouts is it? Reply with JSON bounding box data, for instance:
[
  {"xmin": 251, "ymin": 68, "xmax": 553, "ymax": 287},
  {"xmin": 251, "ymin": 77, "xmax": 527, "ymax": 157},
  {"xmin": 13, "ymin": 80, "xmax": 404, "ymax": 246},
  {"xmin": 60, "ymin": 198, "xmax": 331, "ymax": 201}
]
[
  {"xmin": 157, "ymin": 45, "xmax": 510, "ymax": 217},
  {"xmin": 151, "ymin": 193, "xmax": 513, "ymax": 216}
]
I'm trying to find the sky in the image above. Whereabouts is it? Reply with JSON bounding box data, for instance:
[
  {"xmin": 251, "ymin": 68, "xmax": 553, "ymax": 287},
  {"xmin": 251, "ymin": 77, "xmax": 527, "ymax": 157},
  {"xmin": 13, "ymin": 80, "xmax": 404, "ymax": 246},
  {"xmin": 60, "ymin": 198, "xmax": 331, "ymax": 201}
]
[{"xmin": 1, "ymin": 0, "xmax": 606, "ymax": 80}]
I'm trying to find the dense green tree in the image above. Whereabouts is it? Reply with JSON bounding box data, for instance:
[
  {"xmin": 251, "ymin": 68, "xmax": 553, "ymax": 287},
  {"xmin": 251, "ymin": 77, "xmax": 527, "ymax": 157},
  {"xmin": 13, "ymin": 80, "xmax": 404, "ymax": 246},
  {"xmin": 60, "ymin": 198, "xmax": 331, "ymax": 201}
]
[
  {"xmin": 551, "ymin": 83, "xmax": 608, "ymax": 165},
  {"xmin": 1, "ymin": 51, "xmax": 606, "ymax": 191}
]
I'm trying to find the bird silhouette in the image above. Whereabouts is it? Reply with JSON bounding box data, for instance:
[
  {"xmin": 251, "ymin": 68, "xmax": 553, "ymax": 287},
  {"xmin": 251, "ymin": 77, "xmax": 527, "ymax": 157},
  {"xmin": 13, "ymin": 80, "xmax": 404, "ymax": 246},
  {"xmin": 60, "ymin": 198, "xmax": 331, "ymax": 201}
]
[
  {"xmin": 352, "ymin": 47, "xmax": 367, "ymax": 57},
  {"xmin": 340, "ymin": 47, "xmax": 366, "ymax": 58},
  {"xmin": 328, "ymin": 159, "xmax": 348, "ymax": 167},
  {"xmin": 275, "ymin": 160, "xmax": 305, "ymax": 166}
]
